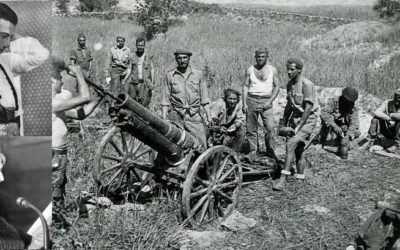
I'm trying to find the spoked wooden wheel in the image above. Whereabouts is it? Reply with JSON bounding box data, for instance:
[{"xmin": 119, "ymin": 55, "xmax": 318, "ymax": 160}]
[
  {"xmin": 93, "ymin": 126, "xmax": 152, "ymax": 196},
  {"xmin": 182, "ymin": 145, "xmax": 242, "ymax": 226}
]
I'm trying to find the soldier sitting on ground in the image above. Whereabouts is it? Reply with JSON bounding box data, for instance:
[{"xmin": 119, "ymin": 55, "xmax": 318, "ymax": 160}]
[
  {"xmin": 209, "ymin": 88, "xmax": 245, "ymax": 152},
  {"xmin": 320, "ymin": 87, "xmax": 361, "ymax": 159},
  {"xmin": 369, "ymin": 88, "xmax": 400, "ymax": 150}
]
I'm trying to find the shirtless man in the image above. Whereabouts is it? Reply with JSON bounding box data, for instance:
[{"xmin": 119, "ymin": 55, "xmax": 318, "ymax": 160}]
[
  {"xmin": 242, "ymin": 48, "xmax": 281, "ymax": 160},
  {"xmin": 51, "ymin": 57, "xmax": 104, "ymax": 228}
]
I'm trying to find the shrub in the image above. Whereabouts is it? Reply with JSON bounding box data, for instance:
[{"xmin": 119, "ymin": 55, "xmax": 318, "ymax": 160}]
[
  {"xmin": 78, "ymin": 0, "xmax": 119, "ymax": 12},
  {"xmin": 373, "ymin": 0, "xmax": 400, "ymax": 19},
  {"xmin": 135, "ymin": 0, "xmax": 188, "ymax": 40}
]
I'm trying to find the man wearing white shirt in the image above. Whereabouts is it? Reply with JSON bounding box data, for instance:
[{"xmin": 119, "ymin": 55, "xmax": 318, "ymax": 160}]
[{"xmin": 0, "ymin": 2, "xmax": 49, "ymax": 136}]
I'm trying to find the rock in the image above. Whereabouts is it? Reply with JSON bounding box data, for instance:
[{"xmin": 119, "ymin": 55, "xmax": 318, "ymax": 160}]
[
  {"xmin": 303, "ymin": 204, "xmax": 331, "ymax": 215},
  {"xmin": 219, "ymin": 210, "xmax": 257, "ymax": 231},
  {"xmin": 87, "ymin": 196, "xmax": 112, "ymax": 208},
  {"xmin": 176, "ymin": 230, "xmax": 226, "ymax": 249},
  {"xmin": 110, "ymin": 203, "xmax": 146, "ymax": 212}
]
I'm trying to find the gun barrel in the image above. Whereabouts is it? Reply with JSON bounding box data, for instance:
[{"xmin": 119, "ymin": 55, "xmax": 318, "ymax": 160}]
[{"xmin": 116, "ymin": 94, "xmax": 199, "ymax": 164}]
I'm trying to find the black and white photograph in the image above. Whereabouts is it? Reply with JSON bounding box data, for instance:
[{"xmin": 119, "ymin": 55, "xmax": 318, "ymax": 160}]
[
  {"xmin": 51, "ymin": 0, "xmax": 399, "ymax": 249},
  {"xmin": 0, "ymin": 137, "xmax": 51, "ymax": 249},
  {"xmin": 0, "ymin": 1, "xmax": 51, "ymax": 136}
]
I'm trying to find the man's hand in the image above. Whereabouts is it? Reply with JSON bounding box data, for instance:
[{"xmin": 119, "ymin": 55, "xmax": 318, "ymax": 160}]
[
  {"xmin": 105, "ymin": 77, "xmax": 111, "ymax": 85},
  {"xmin": 265, "ymin": 101, "xmax": 272, "ymax": 110},
  {"xmin": 226, "ymin": 124, "xmax": 236, "ymax": 133},
  {"xmin": 242, "ymin": 103, "xmax": 248, "ymax": 114},
  {"xmin": 332, "ymin": 124, "xmax": 343, "ymax": 136},
  {"xmin": 68, "ymin": 65, "xmax": 83, "ymax": 77},
  {"xmin": 294, "ymin": 126, "xmax": 299, "ymax": 134}
]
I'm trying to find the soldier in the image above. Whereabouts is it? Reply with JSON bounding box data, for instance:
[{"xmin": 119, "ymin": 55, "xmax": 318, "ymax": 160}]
[
  {"xmin": 52, "ymin": 57, "xmax": 104, "ymax": 228},
  {"xmin": 320, "ymin": 87, "xmax": 360, "ymax": 159},
  {"xmin": 369, "ymin": 88, "xmax": 400, "ymax": 149},
  {"xmin": 0, "ymin": 2, "xmax": 49, "ymax": 136},
  {"xmin": 209, "ymin": 88, "xmax": 245, "ymax": 152},
  {"xmin": 105, "ymin": 36, "xmax": 130, "ymax": 94},
  {"xmin": 69, "ymin": 33, "xmax": 93, "ymax": 79},
  {"xmin": 242, "ymin": 48, "xmax": 281, "ymax": 160},
  {"xmin": 161, "ymin": 49, "xmax": 211, "ymax": 149},
  {"xmin": 124, "ymin": 37, "xmax": 154, "ymax": 108},
  {"xmin": 273, "ymin": 58, "xmax": 319, "ymax": 191}
]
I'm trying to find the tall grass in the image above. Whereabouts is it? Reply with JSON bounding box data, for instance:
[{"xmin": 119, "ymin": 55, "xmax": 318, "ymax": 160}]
[{"xmin": 53, "ymin": 14, "xmax": 400, "ymax": 102}]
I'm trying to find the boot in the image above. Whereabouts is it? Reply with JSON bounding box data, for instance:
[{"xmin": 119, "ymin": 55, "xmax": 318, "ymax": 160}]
[
  {"xmin": 272, "ymin": 176, "xmax": 286, "ymax": 191},
  {"xmin": 338, "ymin": 146, "xmax": 348, "ymax": 159}
]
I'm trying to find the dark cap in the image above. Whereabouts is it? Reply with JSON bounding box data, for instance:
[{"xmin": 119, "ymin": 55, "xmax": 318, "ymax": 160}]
[
  {"xmin": 342, "ymin": 87, "xmax": 359, "ymax": 102},
  {"xmin": 174, "ymin": 49, "xmax": 192, "ymax": 56},
  {"xmin": 255, "ymin": 48, "xmax": 268, "ymax": 56},
  {"xmin": 287, "ymin": 58, "xmax": 304, "ymax": 69}
]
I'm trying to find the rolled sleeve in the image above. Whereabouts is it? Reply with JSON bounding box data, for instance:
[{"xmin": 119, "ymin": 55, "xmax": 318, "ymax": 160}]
[
  {"xmin": 302, "ymin": 80, "xmax": 316, "ymax": 105},
  {"xmin": 10, "ymin": 37, "xmax": 49, "ymax": 74},
  {"xmin": 320, "ymin": 98, "xmax": 336, "ymax": 127},
  {"xmin": 161, "ymin": 75, "xmax": 171, "ymax": 107},
  {"xmin": 69, "ymin": 49, "xmax": 77, "ymax": 60},
  {"xmin": 199, "ymin": 73, "xmax": 210, "ymax": 106}
]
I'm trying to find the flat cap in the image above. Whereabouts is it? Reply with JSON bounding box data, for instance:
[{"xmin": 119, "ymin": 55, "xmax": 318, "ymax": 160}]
[
  {"xmin": 255, "ymin": 47, "xmax": 268, "ymax": 56},
  {"xmin": 174, "ymin": 49, "xmax": 192, "ymax": 56},
  {"xmin": 287, "ymin": 58, "xmax": 304, "ymax": 69},
  {"xmin": 342, "ymin": 87, "xmax": 359, "ymax": 102}
]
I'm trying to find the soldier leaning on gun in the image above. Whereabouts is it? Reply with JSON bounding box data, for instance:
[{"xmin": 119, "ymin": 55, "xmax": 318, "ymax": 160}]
[
  {"xmin": 209, "ymin": 88, "xmax": 245, "ymax": 152},
  {"xmin": 161, "ymin": 49, "xmax": 211, "ymax": 150},
  {"xmin": 320, "ymin": 87, "xmax": 361, "ymax": 159}
]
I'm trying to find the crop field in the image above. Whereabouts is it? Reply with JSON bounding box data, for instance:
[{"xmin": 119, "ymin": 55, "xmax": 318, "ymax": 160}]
[{"xmin": 52, "ymin": 4, "xmax": 400, "ymax": 249}]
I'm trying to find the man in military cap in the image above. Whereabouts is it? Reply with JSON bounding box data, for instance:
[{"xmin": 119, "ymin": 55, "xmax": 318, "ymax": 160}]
[
  {"xmin": 273, "ymin": 58, "xmax": 319, "ymax": 191},
  {"xmin": 161, "ymin": 49, "xmax": 211, "ymax": 150},
  {"xmin": 369, "ymin": 88, "xmax": 400, "ymax": 149},
  {"xmin": 320, "ymin": 87, "xmax": 360, "ymax": 159},
  {"xmin": 242, "ymin": 48, "xmax": 281, "ymax": 160},
  {"xmin": 209, "ymin": 88, "xmax": 245, "ymax": 152}
]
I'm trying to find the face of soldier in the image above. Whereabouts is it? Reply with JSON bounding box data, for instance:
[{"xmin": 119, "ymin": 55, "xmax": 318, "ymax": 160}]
[
  {"xmin": 255, "ymin": 53, "xmax": 267, "ymax": 66},
  {"xmin": 226, "ymin": 93, "xmax": 239, "ymax": 110},
  {"xmin": 286, "ymin": 63, "xmax": 301, "ymax": 80},
  {"xmin": 78, "ymin": 37, "xmax": 86, "ymax": 48},
  {"xmin": 116, "ymin": 38, "xmax": 125, "ymax": 49},
  {"xmin": 175, "ymin": 54, "xmax": 190, "ymax": 69},
  {"xmin": 0, "ymin": 18, "xmax": 16, "ymax": 54},
  {"xmin": 394, "ymin": 94, "xmax": 400, "ymax": 106},
  {"xmin": 136, "ymin": 41, "xmax": 145, "ymax": 53}
]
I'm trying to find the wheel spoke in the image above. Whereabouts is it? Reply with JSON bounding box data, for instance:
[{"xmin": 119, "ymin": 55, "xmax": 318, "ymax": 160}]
[
  {"xmin": 190, "ymin": 194, "xmax": 208, "ymax": 217},
  {"xmin": 104, "ymin": 168, "xmax": 122, "ymax": 187},
  {"xmin": 100, "ymin": 163, "xmax": 121, "ymax": 176},
  {"xmin": 219, "ymin": 164, "xmax": 238, "ymax": 183},
  {"xmin": 131, "ymin": 140, "xmax": 143, "ymax": 155},
  {"xmin": 134, "ymin": 148, "xmax": 152, "ymax": 159},
  {"xmin": 215, "ymin": 189, "xmax": 233, "ymax": 203},
  {"xmin": 208, "ymin": 198, "xmax": 215, "ymax": 220},
  {"xmin": 102, "ymin": 155, "xmax": 122, "ymax": 162},
  {"xmin": 199, "ymin": 198, "xmax": 210, "ymax": 223},
  {"xmin": 219, "ymin": 179, "xmax": 240, "ymax": 189},
  {"xmin": 131, "ymin": 168, "xmax": 142, "ymax": 182},
  {"xmin": 194, "ymin": 176, "xmax": 210, "ymax": 187},
  {"xmin": 128, "ymin": 137, "xmax": 136, "ymax": 153},
  {"xmin": 216, "ymin": 153, "xmax": 232, "ymax": 179},
  {"xmin": 190, "ymin": 187, "xmax": 208, "ymax": 198},
  {"xmin": 120, "ymin": 131, "xmax": 128, "ymax": 152},
  {"xmin": 110, "ymin": 138, "xmax": 123, "ymax": 156}
]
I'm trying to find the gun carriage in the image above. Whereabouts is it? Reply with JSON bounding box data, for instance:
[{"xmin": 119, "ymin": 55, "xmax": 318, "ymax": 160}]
[{"xmin": 85, "ymin": 78, "xmax": 276, "ymax": 225}]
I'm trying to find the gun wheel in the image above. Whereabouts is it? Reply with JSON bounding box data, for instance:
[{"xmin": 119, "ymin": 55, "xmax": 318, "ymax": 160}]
[
  {"xmin": 93, "ymin": 126, "xmax": 152, "ymax": 197},
  {"xmin": 182, "ymin": 145, "xmax": 242, "ymax": 226}
]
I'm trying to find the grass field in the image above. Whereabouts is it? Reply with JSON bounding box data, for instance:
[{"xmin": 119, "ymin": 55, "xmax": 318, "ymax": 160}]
[{"xmin": 52, "ymin": 5, "xmax": 400, "ymax": 249}]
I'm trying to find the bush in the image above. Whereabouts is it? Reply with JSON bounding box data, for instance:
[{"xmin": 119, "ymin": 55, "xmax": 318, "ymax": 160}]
[
  {"xmin": 135, "ymin": 0, "xmax": 188, "ymax": 40},
  {"xmin": 373, "ymin": 0, "xmax": 400, "ymax": 19},
  {"xmin": 78, "ymin": 0, "xmax": 119, "ymax": 12}
]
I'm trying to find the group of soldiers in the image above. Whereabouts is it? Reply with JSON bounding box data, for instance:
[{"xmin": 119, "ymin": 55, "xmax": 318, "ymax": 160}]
[{"xmin": 51, "ymin": 33, "xmax": 400, "ymax": 245}]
